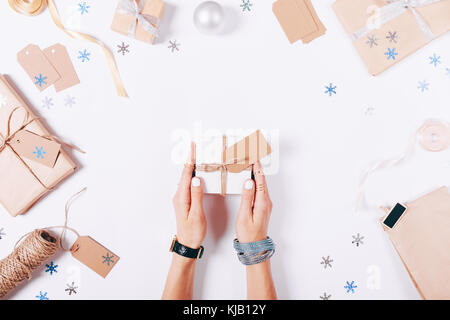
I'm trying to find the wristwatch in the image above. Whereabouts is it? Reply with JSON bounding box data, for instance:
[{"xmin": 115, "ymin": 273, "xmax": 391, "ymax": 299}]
[{"xmin": 169, "ymin": 236, "xmax": 204, "ymax": 259}]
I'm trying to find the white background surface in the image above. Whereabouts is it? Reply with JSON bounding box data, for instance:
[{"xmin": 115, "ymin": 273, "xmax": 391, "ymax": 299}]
[{"xmin": 0, "ymin": 0, "xmax": 449, "ymax": 300}]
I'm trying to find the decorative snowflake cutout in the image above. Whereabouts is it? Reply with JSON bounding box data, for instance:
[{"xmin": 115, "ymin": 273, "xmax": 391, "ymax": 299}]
[
  {"xmin": 352, "ymin": 233, "xmax": 364, "ymax": 247},
  {"xmin": 324, "ymin": 83, "xmax": 337, "ymax": 96},
  {"xmin": 33, "ymin": 146, "xmax": 46, "ymax": 159},
  {"xmin": 384, "ymin": 48, "xmax": 398, "ymax": 60},
  {"xmin": 45, "ymin": 261, "xmax": 58, "ymax": 275},
  {"xmin": 65, "ymin": 282, "xmax": 78, "ymax": 295},
  {"xmin": 320, "ymin": 256, "xmax": 333, "ymax": 269},
  {"xmin": 320, "ymin": 292, "xmax": 331, "ymax": 300},
  {"xmin": 35, "ymin": 291, "xmax": 49, "ymax": 300},
  {"xmin": 0, "ymin": 94, "xmax": 7, "ymax": 108},
  {"xmin": 240, "ymin": 0, "xmax": 253, "ymax": 12},
  {"xmin": 0, "ymin": 228, "xmax": 5, "ymax": 240},
  {"xmin": 364, "ymin": 106, "xmax": 375, "ymax": 116},
  {"xmin": 78, "ymin": 2, "xmax": 90, "ymax": 15},
  {"xmin": 117, "ymin": 42, "xmax": 130, "ymax": 55},
  {"xmin": 78, "ymin": 49, "xmax": 91, "ymax": 62},
  {"xmin": 34, "ymin": 74, "xmax": 47, "ymax": 87},
  {"xmin": 42, "ymin": 96, "xmax": 53, "ymax": 109},
  {"xmin": 429, "ymin": 53, "xmax": 441, "ymax": 67},
  {"xmin": 344, "ymin": 281, "xmax": 358, "ymax": 293},
  {"xmin": 366, "ymin": 35, "xmax": 378, "ymax": 48},
  {"xmin": 168, "ymin": 40, "xmax": 180, "ymax": 53},
  {"xmin": 417, "ymin": 80, "xmax": 430, "ymax": 92},
  {"xmin": 102, "ymin": 252, "xmax": 115, "ymax": 266},
  {"xmin": 386, "ymin": 31, "xmax": 399, "ymax": 43},
  {"xmin": 64, "ymin": 95, "xmax": 76, "ymax": 108}
]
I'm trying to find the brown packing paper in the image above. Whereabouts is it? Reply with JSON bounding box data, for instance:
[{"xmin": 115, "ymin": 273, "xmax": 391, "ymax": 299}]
[
  {"xmin": 111, "ymin": 0, "xmax": 165, "ymax": 45},
  {"xmin": 380, "ymin": 187, "xmax": 450, "ymax": 299},
  {"xmin": 0, "ymin": 75, "xmax": 77, "ymax": 217},
  {"xmin": 43, "ymin": 43, "xmax": 80, "ymax": 92},
  {"xmin": 332, "ymin": 0, "xmax": 450, "ymax": 75}
]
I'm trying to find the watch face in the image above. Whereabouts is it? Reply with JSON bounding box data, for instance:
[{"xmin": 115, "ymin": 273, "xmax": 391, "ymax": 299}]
[{"xmin": 179, "ymin": 246, "xmax": 187, "ymax": 255}]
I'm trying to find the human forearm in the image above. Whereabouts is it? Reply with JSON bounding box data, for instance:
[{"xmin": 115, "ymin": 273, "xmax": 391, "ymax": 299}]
[
  {"xmin": 162, "ymin": 254, "xmax": 196, "ymax": 300},
  {"xmin": 246, "ymin": 260, "xmax": 277, "ymax": 300}
]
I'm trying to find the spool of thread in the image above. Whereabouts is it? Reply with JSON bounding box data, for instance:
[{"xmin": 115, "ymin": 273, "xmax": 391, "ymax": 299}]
[{"xmin": 0, "ymin": 229, "xmax": 58, "ymax": 298}]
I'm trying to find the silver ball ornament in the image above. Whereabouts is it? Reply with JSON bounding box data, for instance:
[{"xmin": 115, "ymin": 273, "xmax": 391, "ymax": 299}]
[{"xmin": 193, "ymin": 1, "xmax": 225, "ymax": 35}]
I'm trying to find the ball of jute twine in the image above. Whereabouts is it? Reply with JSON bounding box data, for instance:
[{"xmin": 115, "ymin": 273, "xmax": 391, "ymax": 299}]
[{"xmin": 0, "ymin": 229, "xmax": 58, "ymax": 298}]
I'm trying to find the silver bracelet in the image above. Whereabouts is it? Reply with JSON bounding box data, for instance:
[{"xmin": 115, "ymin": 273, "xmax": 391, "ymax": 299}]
[{"xmin": 233, "ymin": 237, "xmax": 275, "ymax": 265}]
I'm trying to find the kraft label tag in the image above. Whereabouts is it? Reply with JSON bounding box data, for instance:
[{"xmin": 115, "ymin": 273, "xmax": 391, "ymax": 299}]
[
  {"xmin": 43, "ymin": 43, "xmax": 80, "ymax": 92},
  {"xmin": 9, "ymin": 130, "xmax": 61, "ymax": 168},
  {"xmin": 17, "ymin": 44, "xmax": 60, "ymax": 91},
  {"xmin": 71, "ymin": 236, "xmax": 119, "ymax": 278}
]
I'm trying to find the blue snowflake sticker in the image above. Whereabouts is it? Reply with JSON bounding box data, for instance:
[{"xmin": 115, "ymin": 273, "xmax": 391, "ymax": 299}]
[
  {"xmin": 33, "ymin": 146, "xmax": 46, "ymax": 159},
  {"xmin": 78, "ymin": 49, "xmax": 91, "ymax": 62},
  {"xmin": 78, "ymin": 2, "xmax": 90, "ymax": 15},
  {"xmin": 34, "ymin": 74, "xmax": 47, "ymax": 87},
  {"xmin": 384, "ymin": 48, "xmax": 398, "ymax": 60},
  {"xmin": 344, "ymin": 281, "xmax": 358, "ymax": 293},
  {"xmin": 35, "ymin": 291, "xmax": 49, "ymax": 300},
  {"xmin": 417, "ymin": 80, "xmax": 430, "ymax": 92},
  {"xmin": 102, "ymin": 252, "xmax": 115, "ymax": 266},
  {"xmin": 45, "ymin": 261, "xmax": 58, "ymax": 275},
  {"xmin": 324, "ymin": 83, "xmax": 337, "ymax": 96},
  {"xmin": 429, "ymin": 53, "xmax": 441, "ymax": 67},
  {"xmin": 240, "ymin": 0, "xmax": 253, "ymax": 12}
]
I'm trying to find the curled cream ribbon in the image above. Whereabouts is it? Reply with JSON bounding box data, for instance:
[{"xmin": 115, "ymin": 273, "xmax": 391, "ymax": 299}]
[
  {"xmin": 351, "ymin": 0, "xmax": 440, "ymax": 41},
  {"xmin": 8, "ymin": 0, "xmax": 127, "ymax": 97},
  {"xmin": 117, "ymin": 0, "xmax": 160, "ymax": 39},
  {"xmin": 0, "ymin": 106, "xmax": 85, "ymax": 191}
]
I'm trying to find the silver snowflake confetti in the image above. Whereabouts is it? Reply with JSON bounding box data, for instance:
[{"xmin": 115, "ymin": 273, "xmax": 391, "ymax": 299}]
[
  {"xmin": 42, "ymin": 96, "xmax": 53, "ymax": 109},
  {"xmin": 386, "ymin": 31, "xmax": 399, "ymax": 43},
  {"xmin": 364, "ymin": 106, "xmax": 375, "ymax": 116},
  {"xmin": 102, "ymin": 252, "xmax": 115, "ymax": 266},
  {"xmin": 65, "ymin": 282, "xmax": 78, "ymax": 295},
  {"xmin": 168, "ymin": 40, "xmax": 180, "ymax": 53},
  {"xmin": 0, "ymin": 94, "xmax": 7, "ymax": 108},
  {"xmin": 366, "ymin": 35, "xmax": 378, "ymax": 48},
  {"xmin": 64, "ymin": 95, "xmax": 76, "ymax": 108},
  {"xmin": 429, "ymin": 53, "xmax": 441, "ymax": 67},
  {"xmin": 320, "ymin": 292, "xmax": 331, "ymax": 300},
  {"xmin": 417, "ymin": 80, "xmax": 430, "ymax": 92},
  {"xmin": 240, "ymin": 0, "xmax": 253, "ymax": 12},
  {"xmin": 352, "ymin": 233, "xmax": 364, "ymax": 247},
  {"xmin": 0, "ymin": 228, "xmax": 5, "ymax": 239},
  {"xmin": 320, "ymin": 256, "xmax": 333, "ymax": 269},
  {"xmin": 117, "ymin": 42, "xmax": 130, "ymax": 55}
]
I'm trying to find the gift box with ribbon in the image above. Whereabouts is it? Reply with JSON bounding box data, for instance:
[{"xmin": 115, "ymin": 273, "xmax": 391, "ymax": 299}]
[
  {"xmin": 333, "ymin": 0, "xmax": 450, "ymax": 75},
  {"xmin": 194, "ymin": 130, "xmax": 272, "ymax": 195},
  {"xmin": 111, "ymin": 0, "xmax": 165, "ymax": 45},
  {"xmin": 0, "ymin": 75, "xmax": 79, "ymax": 217}
]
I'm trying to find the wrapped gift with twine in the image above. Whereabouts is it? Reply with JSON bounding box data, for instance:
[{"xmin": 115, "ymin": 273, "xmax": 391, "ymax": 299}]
[
  {"xmin": 0, "ymin": 75, "xmax": 82, "ymax": 217},
  {"xmin": 333, "ymin": 0, "xmax": 450, "ymax": 75},
  {"xmin": 194, "ymin": 130, "xmax": 272, "ymax": 195},
  {"xmin": 111, "ymin": 0, "xmax": 165, "ymax": 45}
]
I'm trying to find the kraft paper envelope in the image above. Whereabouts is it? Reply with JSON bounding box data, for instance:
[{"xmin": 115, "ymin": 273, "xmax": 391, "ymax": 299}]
[{"xmin": 380, "ymin": 187, "xmax": 450, "ymax": 299}]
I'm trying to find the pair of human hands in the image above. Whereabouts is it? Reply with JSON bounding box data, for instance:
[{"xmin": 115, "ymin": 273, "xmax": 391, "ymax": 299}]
[{"xmin": 172, "ymin": 143, "xmax": 273, "ymax": 249}]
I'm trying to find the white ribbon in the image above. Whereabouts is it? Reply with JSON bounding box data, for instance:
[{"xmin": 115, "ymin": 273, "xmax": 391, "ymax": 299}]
[
  {"xmin": 351, "ymin": 0, "xmax": 441, "ymax": 41},
  {"xmin": 116, "ymin": 0, "xmax": 160, "ymax": 39}
]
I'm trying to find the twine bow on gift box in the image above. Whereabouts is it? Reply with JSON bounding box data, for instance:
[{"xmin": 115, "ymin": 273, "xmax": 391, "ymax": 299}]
[
  {"xmin": 351, "ymin": 0, "xmax": 441, "ymax": 41},
  {"xmin": 116, "ymin": 0, "xmax": 160, "ymax": 39}
]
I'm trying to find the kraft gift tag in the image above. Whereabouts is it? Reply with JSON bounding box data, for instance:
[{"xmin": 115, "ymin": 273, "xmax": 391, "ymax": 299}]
[
  {"xmin": 9, "ymin": 130, "xmax": 61, "ymax": 168},
  {"xmin": 71, "ymin": 236, "xmax": 119, "ymax": 278},
  {"xmin": 17, "ymin": 44, "xmax": 60, "ymax": 92},
  {"xmin": 43, "ymin": 44, "xmax": 80, "ymax": 92}
]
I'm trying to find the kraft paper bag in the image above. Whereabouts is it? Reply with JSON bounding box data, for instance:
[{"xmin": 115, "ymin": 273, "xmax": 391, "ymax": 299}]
[
  {"xmin": 0, "ymin": 75, "xmax": 77, "ymax": 217},
  {"xmin": 332, "ymin": 0, "xmax": 450, "ymax": 75},
  {"xmin": 380, "ymin": 187, "xmax": 450, "ymax": 299}
]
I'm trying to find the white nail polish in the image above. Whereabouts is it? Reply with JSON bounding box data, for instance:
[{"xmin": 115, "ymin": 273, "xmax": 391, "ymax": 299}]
[
  {"xmin": 245, "ymin": 180, "xmax": 253, "ymax": 190},
  {"xmin": 192, "ymin": 177, "xmax": 201, "ymax": 187}
]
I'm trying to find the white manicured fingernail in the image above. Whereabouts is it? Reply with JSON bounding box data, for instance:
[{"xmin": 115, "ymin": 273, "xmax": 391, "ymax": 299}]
[
  {"xmin": 192, "ymin": 177, "xmax": 201, "ymax": 187},
  {"xmin": 245, "ymin": 180, "xmax": 254, "ymax": 190}
]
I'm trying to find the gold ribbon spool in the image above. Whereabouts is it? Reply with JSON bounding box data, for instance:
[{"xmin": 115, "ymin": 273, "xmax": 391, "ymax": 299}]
[{"xmin": 8, "ymin": 0, "xmax": 127, "ymax": 97}]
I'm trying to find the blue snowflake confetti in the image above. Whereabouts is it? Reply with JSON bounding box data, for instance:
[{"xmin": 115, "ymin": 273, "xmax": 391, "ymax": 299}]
[
  {"xmin": 384, "ymin": 48, "xmax": 398, "ymax": 60},
  {"xmin": 429, "ymin": 53, "xmax": 441, "ymax": 67},
  {"xmin": 240, "ymin": 0, "xmax": 253, "ymax": 12},
  {"xmin": 33, "ymin": 146, "xmax": 46, "ymax": 159},
  {"xmin": 45, "ymin": 261, "xmax": 58, "ymax": 275},
  {"xmin": 324, "ymin": 83, "xmax": 337, "ymax": 96},
  {"xmin": 34, "ymin": 74, "xmax": 47, "ymax": 87},
  {"xmin": 78, "ymin": 49, "xmax": 91, "ymax": 62},
  {"xmin": 35, "ymin": 291, "xmax": 49, "ymax": 300},
  {"xmin": 417, "ymin": 80, "xmax": 430, "ymax": 92},
  {"xmin": 344, "ymin": 281, "xmax": 358, "ymax": 293},
  {"xmin": 102, "ymin": 252, "xmax": 115, "ymax": 266},
  {"xmin": 78, "ymin": 2, "xmax": 90, "ymax": 15}
]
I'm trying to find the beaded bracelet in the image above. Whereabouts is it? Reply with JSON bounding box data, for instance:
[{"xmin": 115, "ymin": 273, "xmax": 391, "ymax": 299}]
[{"xmin": 233, "ymin": 237, "xmax": 276, "ymax": 265}]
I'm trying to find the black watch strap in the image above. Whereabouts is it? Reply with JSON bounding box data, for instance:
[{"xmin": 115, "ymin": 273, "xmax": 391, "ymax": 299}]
[{"xmin": 170, "ymin": 237, "xmax": 204, "ymax": 259}]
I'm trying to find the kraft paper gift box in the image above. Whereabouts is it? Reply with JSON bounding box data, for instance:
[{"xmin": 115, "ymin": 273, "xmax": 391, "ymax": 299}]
[
  {"xmin": 0, "ymin": 75, "xmax": 77, "ymax": 217},
  {"xmin": 111, "ymin": 0, "xmax": 165, "ymax": 45},
  {"xmin": 332, "ymin": 0, "xmax": 450, "ymax": 75},
  {"xmin": 194, "ymin": 130, "xmax": 272, "ymax": 195}
]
